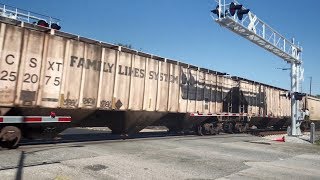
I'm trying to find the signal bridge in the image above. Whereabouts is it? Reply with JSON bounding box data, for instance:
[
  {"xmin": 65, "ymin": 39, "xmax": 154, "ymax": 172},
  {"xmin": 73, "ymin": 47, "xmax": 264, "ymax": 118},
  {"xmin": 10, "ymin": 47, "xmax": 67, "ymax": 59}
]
[{"xmin": 211, "ymin": 0, "xmax": 304, "ymax": 136}]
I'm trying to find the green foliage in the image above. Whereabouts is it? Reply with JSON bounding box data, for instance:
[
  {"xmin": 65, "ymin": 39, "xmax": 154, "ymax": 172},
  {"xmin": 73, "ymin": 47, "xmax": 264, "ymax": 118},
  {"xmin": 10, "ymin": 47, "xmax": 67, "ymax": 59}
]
[{"xmin": 316, "ymin": 94, "xmax": 320, "ymax": 98}]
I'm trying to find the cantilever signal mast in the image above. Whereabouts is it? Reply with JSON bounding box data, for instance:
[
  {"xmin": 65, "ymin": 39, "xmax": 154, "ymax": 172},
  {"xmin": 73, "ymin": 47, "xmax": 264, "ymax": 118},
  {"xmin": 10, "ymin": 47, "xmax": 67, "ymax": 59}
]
[{"xmin": 211, "ymin": 0, "xmax": 304, "ymax": 136}]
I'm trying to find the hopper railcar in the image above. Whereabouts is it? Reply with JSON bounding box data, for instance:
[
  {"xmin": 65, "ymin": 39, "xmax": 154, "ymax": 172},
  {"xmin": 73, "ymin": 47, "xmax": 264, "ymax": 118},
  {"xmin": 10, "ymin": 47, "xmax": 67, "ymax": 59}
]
[{"xmin": 0, "ymin": 9, "xmax": 319, "ymax": 148}]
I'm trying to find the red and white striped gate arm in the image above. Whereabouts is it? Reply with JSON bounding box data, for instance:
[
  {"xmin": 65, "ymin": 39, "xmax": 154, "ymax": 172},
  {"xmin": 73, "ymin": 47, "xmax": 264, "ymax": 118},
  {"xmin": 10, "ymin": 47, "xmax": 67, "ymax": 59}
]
[
  {"xmin": 0, "ymin": 116, "xmax": 72, "ymax": 123},
  {"xmin": 190, "ymin": 113, "xmax": 249, "ymax": 117},
  {"xmin": 190, "ymin": 113, "xmax": 282, "ymax": 118}
]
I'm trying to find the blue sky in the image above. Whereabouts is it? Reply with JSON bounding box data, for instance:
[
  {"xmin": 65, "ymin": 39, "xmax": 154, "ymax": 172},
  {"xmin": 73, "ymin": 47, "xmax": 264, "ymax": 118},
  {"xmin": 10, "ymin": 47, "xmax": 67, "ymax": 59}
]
[{"xmin": 2, "ymin": 0, "xmax": 320, "ymax": 95}]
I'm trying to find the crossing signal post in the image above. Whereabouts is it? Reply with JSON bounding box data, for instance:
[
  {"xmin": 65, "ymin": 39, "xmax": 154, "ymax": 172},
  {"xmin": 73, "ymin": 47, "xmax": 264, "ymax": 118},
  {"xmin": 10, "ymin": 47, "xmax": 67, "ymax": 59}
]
[{"xmin": 211, "ymin": 0, "xmax": 304, "ymax": 136}]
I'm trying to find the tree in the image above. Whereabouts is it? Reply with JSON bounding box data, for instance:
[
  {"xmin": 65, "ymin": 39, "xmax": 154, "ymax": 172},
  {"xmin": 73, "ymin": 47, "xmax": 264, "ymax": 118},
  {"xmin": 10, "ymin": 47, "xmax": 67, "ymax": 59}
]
[{"xmin": 316, "ymin": 94, "xmax": 320, "ymax": 98}]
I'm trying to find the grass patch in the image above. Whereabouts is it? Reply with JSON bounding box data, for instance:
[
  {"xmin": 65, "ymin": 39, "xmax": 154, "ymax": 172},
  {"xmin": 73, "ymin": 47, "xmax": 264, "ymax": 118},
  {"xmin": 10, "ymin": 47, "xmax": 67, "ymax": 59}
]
[{"xmin": 315, "ymin": 140, "xmax": 320, "ymax": 145}]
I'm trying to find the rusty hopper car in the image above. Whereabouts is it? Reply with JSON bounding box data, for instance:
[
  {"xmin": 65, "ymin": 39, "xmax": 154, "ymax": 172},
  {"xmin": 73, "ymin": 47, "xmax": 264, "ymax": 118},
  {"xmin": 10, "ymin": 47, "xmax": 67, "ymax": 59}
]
[
  {"xmin": 0, "ymin": 8, "xmax": 319, "ymax": 147},
  {"xmin": 304, "ymin": 96, "xmax": 320, "ymax": 121},
  {"xmin": 302, "ymin": 96, "xmax": 320, "ymax": 130}
]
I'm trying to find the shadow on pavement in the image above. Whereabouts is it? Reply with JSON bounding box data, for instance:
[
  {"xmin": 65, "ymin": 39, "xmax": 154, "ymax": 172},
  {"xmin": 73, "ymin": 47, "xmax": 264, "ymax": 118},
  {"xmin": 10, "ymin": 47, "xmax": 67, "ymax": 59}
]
[
  {"xmin": 18, "ymin": 130, "xmax": 188, "ymax": 147},
  {"xmin": 15, "ymin": 151, "xmax": 25, "ymax": 180}
]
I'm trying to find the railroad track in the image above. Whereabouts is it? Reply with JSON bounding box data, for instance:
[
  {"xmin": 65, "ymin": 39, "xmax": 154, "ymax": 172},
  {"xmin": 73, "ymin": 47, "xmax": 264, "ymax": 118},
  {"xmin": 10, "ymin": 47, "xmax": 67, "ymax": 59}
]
[
  {"xmin": 0, "ymin": 131, "xmax": 251, "ymax": 150},
  {"xmin": 0, "ymin": 128, "xmax": 315, "ymax": 150},
  {"xmin": 0, "ymin": 131, "xmax": 191, "ymax": 150}
]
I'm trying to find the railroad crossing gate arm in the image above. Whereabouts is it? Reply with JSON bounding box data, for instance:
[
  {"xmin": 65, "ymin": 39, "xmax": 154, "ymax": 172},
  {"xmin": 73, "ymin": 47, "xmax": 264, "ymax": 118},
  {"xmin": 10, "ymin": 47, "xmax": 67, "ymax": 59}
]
[{"xmin": 0, "ymin": 116, "xmax": 72, "ymax": 123}]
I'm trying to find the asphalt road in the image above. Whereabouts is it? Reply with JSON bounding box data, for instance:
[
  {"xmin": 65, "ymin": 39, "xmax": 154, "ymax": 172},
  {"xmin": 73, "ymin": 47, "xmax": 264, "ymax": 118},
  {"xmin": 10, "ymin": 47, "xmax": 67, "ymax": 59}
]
[{"xmin": 0, "ymin": 130, "xmax": 320, "ymax": 180}]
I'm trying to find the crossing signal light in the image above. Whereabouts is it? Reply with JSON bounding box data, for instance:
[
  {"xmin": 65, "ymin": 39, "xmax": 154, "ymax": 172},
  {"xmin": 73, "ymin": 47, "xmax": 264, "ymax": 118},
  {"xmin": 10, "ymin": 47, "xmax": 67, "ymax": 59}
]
[
  {"xmin": 228, "ymin": 2, "xmax": 250, "ymax": 20},
  {"xmin": 51, "ymin": 23, "xmax": 61, "ymax": 30},
  {"xmin": 211, "ymin": 5, "xmax": 219, "ymax": 17},
  {"xmin": 237, "ymin": 8, "xmax": 250, "ymax": 20},
  {"xmin": 293, "ymin": 92, "xmax": 306, "ymax": 101},
  {"xmin": 37, "ymin": 20, "xmax": 49, "ymax": 27},
  {"xmin": 211, "ymin": 5, "xmax": 224, "ymax": 18},
  {"xmin": 286, "ymin": 92, "xmax": 291, "ymax": 99},
  {"xmin": 229, "ymin": 2, "xmax": 242, "ymax": 16},
  {"xmin": 281, "ymin": 91, "xmax": 291, "ymax": 99}
]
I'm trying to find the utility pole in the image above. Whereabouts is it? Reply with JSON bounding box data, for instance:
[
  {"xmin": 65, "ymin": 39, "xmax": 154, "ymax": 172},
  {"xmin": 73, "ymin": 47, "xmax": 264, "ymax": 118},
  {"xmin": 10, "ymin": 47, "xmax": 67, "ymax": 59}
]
[{"xmin": 211, "ymin": 0, "xmax": 304, "ymax": 136}]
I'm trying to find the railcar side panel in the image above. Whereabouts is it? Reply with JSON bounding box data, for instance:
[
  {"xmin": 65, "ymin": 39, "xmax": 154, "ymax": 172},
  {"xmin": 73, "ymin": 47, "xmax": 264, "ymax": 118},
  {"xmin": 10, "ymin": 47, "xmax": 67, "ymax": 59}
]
[
  {"xmin": 216, "ymin": 75, "xmax": 223, "ymax": 113},
  {"xmin": 208, "ymin": 73, "xmax": 217, "ymax": 113},
  {"xmin": 187, "ymin": 68, "xmax": 197, "ymax": 113},
  {"xmin": 15, "ymin": 29, "xmax": 44, "ymax": 107},
  {"xmin": 203, "ymin": 72, "xmax": 211, "ymax": 113},
  {"xmin": 128, "ymin": 55, "xmax": 146, "ymax": 110},
  {"xmin": 251, "ymin": 82, "xmax": 257, "ymax": 114},
  {"xmin": 239, "ymin": 80, "xmax": 250, "ymax": 114},
  {"xmin": 61, "ymin": 40, "xmax": 85, "ymax": 108},
  {"xmin": 97, "ymin": 48, "xmax": 117, "ymax": 109},
  {"xmin": 221, "ymin": 76, "xmax": 228, "ymax": 112},
  {"xmin": 156, "ymin": 61, "xmax": 169, "ymax": 112},
  {"xmin": 273, "ymin": 89, "xmax": 281, "ymax": 116},
  {"xmin": 258, "ymin": 84, "xmax": 264, "ymax": 115},
  {"xmin": 253, "ymin": 83, "xmax": 259, "ymax": 115},
  {"xmin": 113, "ymin": 51, "xmax": 132, "ymax": 110},
  {"xmin": 306, "ymin": 96, "xmax": 320, "ymax": 120},
  {"xmin": 39, "ymin": 35, "xmax": 65, "ymax": 108},
  {"xmin": 167, "ymin": 63, "xmax": 179, "ymax": 112},
  {"xmin": 196, "ymin": 71, "xmax": 205, "ymax": 113},
  {"xmin": 279, "ymin": 90, "xmax": 289, "ymax": 116},
  {"xmin": 0, "ymin": 24, "xmax": 23, "ymax": 106},
  {"xmin": 250, "ymin": 82, "xmax": 259, "ymax": 115},
  {"xmin": 143, "ymin": 58, "xmax": 158, "ymax": 111},
  {"xmin": 80, "ymin": 44, "xmax": 102, "ymax": 109},
  {"xmin": 265, "ymin": 87, "xmax": 271, "ymax": 115},
  {"xmin": 178, "ymin": 66, "xmax": 188, "ymax": 113}
]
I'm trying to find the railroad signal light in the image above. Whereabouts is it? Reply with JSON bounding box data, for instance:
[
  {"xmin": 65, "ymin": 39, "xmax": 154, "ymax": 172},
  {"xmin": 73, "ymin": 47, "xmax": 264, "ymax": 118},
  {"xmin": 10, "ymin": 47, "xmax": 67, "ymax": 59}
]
[
  {"xmin": 211, "ymin": 5, "xmax": 219, "ymax": 17},
  {"xmin": 229, "ymin": 2, "xmax": 242, "ymax": 16},
  {"xmin": 286, "ymin": 92, "xmax": 291, "ymax": 99},
  {"xmin": 237, "ymin": 8, "xmax": 250, "ymax": 20},
  {"xmin": 211, "ymin": 5, "xmax": 224, "ymax": 18},
  {"xmin": 227, "ymin": 2, "xmax": 250, "ymax": 20},
  {"xmin": 281, "ymin": 92, "xmax": 291, "ymax": 99},
  {"xmin": 37, "ymin": 20, "xmax": 49, "ymax": 27},
  {"xmin": 51, "ymin": 23, "xmax": 61, "ymax": 30},
  {"xmin": 293, "ymin": 92, "xmax": 306, "ymax": 101}
]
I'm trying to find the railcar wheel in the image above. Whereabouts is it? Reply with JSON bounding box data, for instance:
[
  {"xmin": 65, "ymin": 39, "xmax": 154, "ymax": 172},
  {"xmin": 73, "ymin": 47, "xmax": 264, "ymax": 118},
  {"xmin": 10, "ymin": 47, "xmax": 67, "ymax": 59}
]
[
  {"xmin": 0, "ymin": 126, "xmax": 21, "ymax": 149},
  {"xmin": 197, "ymin": 125, "xmax": 204, "ymax": 136},
  {"xmin": 226, "ymin": 123, "xmax": 234, "ymax": 134},
  {"xmin": 241, "ymin": 123, "xmax": 249, "ymax": 133},
  {"xmin": 209, "ymin": 127, "xmax": 217, "ymax": 135},
  {"xmin": 235, "ymin": 123, "xmax": 242, "ymax": 133},
  {"xmin": 216, "ymin": 123, "xmax": 222, "ymax": 134}
]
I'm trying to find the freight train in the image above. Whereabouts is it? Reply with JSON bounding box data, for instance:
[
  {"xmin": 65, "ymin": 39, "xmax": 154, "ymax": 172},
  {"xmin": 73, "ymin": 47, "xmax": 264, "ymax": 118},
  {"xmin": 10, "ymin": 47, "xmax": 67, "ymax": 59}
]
[{"xmin": 0, "ymin": 5, "xmax": 319, "ymax": 148}]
